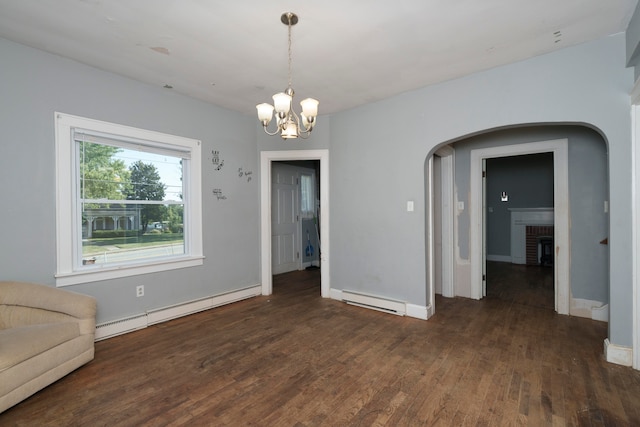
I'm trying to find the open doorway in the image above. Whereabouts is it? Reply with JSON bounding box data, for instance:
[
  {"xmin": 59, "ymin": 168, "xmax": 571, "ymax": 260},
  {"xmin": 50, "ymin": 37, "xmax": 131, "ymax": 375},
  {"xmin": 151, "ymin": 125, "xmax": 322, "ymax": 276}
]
[
  {"xmin": 260, "ymin": 150, "xmax": 330, "ymax": 298},
  {"xmin": 484, "ymin": 153, "xmax": 555, "ymax": 309},
  {"xmin": 470, "ymin": 139, "xmax": 569, "ymax": 313},
  {"xmin": 271, "ymin": 160, "xmax": 321, "ymax": 276}
]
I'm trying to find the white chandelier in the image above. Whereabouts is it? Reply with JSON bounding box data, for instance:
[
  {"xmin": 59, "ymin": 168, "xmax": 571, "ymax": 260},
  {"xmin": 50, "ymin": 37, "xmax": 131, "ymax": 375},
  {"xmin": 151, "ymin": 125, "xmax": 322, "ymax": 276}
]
[{"xmin": 256, "ymin": 12, "xmax": 319, "ymax": 139}]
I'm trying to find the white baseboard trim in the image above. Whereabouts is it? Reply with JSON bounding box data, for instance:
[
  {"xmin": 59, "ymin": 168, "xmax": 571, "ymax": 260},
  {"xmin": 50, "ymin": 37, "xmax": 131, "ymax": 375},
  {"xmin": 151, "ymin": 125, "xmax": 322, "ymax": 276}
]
[
  {"xmin": 301, "ymin": 261, "xmax": 320, "ymax": 269},
  {"xmin": 330, "ymin": 288, "xmax": 343, "ymax": 301},
  {"xmin": 591, "ymin": 303, "xmax": 609, "ymax": 322},
  {"xmin": 486, "ymin": 254, "xmax": 512, "ymax": 263},
  {"xmin": 95, "ymin": 285, "xmax": 261, "ymax": 341},
  {"xmin": 300, "ymin": 262, "xmax": 317, "ymax": 270},
  {"xmin": 570, "ymin": 298, "xmax": 608, "ymax": 322},
  {"xmin": 604, "ymin": 338, "xmax": 633, "ymax": 367},
  {"xmin": 406, "ymin": 304, "xmax": 430, "ymax": 320}
]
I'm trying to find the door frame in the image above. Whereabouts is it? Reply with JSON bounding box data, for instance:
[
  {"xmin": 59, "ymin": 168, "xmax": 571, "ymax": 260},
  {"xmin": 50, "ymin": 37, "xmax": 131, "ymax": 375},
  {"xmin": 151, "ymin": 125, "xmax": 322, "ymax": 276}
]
[
  {"xmin": 469, "ymin": 139, "xmax": 570, "ymax": 314},
  {"xmin": 260, "ymin": 149, "xmax": 330, "ymax": 297},
  {"xmin": 433, "ymin": 146, "xmax": 455, "ymax": 298},
  {"xmin": 633, "ymin": 99, "xmax": 640, "ymax": 369}
]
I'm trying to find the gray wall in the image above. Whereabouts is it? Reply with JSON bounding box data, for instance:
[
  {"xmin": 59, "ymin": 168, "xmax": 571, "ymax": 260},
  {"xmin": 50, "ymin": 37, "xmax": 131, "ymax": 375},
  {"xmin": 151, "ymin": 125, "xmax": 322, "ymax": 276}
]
[
  {"xmin": 0, "ymin": 31, "xmax": 635, "ymax": 349},
  {"xmin": 627, "ymin": 2, "xmax": 640, "ymax": 79},
  {"xmin": 453, "ymin": 126, "xmax": 609, "ymax": 304},
  {"xmin": 329, "ymin": 34, "xmax": 632, "ymax": 346},
  {"xmin": 0, "ymin": 38, "xmax": 260, "ymax": 323},
  {"xmin": 485, "ymin": 152, "xmax": 554, "ymax": 257}
]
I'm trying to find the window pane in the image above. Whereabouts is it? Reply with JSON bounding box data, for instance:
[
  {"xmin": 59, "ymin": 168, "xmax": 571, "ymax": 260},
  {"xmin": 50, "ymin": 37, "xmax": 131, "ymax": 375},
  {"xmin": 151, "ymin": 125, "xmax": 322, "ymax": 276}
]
[
  {"xmin": 81, "ymin": 203, "xmax": 185, "ymax": 265},
  {"xmin": 79, "ymin": 141, "xmax": 184, "ymax": 203},
  {"xmin": 79, "ymin": 140, "xmax": 185, "ymax": 267},
  {"xmin": 301, "ymin": 174, "xmax": 314, "ymax": 216}
]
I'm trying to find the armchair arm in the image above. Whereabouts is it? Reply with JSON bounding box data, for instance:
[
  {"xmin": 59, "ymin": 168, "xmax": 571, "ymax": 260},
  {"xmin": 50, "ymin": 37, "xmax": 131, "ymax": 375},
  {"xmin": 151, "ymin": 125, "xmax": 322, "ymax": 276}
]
[{"xmin": 0, "ymin": 281, "xmax": 97, "ymax": 334}]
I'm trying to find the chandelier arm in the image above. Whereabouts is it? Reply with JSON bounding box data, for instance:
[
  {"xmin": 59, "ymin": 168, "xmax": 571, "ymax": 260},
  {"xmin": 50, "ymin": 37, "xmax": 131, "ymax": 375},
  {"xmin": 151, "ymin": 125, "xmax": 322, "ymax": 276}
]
[
  {"xmin": 289, "ymin": 106, "xmax": 317, "ymax": 135},
  {"xmin": 289, "ymin": 108, "xmax": 300, "ymax": 125},
  {"xmin": 261, "ymin": 122, "xmax": 283, "ymax": 136},
  {"xmin": 297, "ymin": 131, "xmax": 312, "ymax": 139},
  {"xmin": 300, "ymin": 121, "xmax": 315, "ymax": 133},
  {"xmin": 289, "ymin": 108, "xmax": 307, "ymax": 136}
]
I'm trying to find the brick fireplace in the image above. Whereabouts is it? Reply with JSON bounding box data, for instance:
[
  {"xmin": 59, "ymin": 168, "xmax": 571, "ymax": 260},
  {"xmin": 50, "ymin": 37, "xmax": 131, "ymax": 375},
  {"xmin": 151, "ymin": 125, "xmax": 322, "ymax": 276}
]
[
  {"xmin": 509, "ymin": 208, "xmax": 554, "ymax": 265},
  {"xmin": 525, "ymin": 225, "xmax": 554, "ymax": 265}
]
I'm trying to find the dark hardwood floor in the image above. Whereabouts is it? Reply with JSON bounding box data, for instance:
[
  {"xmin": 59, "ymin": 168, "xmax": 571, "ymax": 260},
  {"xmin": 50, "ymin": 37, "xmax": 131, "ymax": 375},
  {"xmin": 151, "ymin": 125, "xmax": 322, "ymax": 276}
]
[
  {"xmin": 2, "ymin": 268, "xmax": 640, "ymax": 426},
  {"xmin": 486, "ymin": 261, "xmax": 554, "ymax": 310}
]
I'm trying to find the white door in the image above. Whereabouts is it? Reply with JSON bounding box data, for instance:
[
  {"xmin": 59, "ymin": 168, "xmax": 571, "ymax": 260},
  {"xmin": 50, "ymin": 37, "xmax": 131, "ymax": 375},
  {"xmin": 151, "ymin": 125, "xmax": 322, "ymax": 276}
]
[{"xmin": 272, "ymin": 164, "xmax": 300, "ymax": 274}]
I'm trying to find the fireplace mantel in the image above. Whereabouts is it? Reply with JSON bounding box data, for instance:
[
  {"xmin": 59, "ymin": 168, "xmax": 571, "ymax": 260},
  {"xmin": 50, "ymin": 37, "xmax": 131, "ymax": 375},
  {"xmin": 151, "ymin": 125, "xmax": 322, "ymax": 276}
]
[{"xmin": 509, "ymin": 208, "xmax": 554, "ymax": 264}]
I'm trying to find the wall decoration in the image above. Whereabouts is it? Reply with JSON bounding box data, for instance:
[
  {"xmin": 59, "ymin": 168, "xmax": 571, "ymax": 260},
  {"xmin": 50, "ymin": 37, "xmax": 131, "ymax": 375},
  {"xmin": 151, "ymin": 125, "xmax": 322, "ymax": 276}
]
[
  {"xmin": 212, "ymin": 189, "xmax": 227, "ymax": 200},
  {"xmin": 238, "ymin": 167, "xmax": 253, "ymax": 182},
  {"xmin": 211, "ymin": 150, "xmax": 224, "ymax": 171}
]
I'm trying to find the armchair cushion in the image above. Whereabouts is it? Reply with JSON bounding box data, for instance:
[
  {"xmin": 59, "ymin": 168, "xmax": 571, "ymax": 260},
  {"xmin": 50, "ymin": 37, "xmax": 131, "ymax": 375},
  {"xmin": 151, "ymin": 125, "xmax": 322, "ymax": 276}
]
[
  {"xmin": 0, "ymin": 281, "xmax": 96, "ymax": 413},
  {"xmin": 0, "ymin": 322, "xmax": 80, "ymax": 371}
]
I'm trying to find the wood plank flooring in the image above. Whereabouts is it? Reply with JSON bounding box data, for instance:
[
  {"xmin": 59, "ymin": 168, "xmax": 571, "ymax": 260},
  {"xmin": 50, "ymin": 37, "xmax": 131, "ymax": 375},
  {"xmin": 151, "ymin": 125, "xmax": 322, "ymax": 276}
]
[
  {"xmin": 486, "ymin": 261, "xmax": 554, "ymax": 310},
  {"xmin": 2, "ymin": 268, "xmax": 640, "ymax": 426}
]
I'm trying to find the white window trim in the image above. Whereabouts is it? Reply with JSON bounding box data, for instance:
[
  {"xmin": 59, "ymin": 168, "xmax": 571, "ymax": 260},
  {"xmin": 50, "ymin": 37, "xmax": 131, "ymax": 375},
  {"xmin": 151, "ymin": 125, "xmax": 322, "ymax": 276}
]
[{"xmin": 54, "ymin": 112, "xmax": 203, "ymax": 286}]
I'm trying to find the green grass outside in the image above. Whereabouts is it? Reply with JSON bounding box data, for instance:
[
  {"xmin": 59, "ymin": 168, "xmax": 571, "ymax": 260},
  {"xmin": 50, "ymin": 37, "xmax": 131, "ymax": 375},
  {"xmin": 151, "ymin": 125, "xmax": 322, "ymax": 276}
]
[{"xmin": 82, "ymin": 233, "xmax": 184, "ymax": 255}]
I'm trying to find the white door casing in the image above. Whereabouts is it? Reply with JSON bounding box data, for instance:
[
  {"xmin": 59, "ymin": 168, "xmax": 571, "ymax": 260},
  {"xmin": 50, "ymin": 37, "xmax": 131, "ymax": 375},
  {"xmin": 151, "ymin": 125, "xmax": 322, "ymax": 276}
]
[
  {"xmin": 632, "ymin": 95, "xmax": 640, "ymax": 369},
  {"xmin": 433, "ymin": 156, "xmax": 443, "ymax": 296},
  {"xmin": 469, "ymin": 139, "xmax": 570, "ymax": 314},
  {"xmin": 482, "ymin": 158, "xmax": 487, "ymax": 297},
  {"xmin": 434, "ymin": 146, "xmax": 455, "ymax": 298},
  {"xmin": 260, "ymin": 150, "xmax": 330, "ymax": 297}
]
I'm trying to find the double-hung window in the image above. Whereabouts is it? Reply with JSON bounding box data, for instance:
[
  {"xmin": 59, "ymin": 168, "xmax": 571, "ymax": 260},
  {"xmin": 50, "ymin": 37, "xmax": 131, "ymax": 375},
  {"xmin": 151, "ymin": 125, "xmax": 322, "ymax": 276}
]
[
  {"xmin": 55, "ymin": 113, "xmax": 203, "ymax": 286},
  {"xmin": 300, "ymin": 173, "xmax": 316, "ymax": 219}
]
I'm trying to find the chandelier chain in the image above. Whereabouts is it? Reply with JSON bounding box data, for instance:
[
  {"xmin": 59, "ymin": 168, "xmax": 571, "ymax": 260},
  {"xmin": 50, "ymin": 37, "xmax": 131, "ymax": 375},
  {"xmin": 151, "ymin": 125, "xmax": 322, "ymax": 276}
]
[{"xmin": 287, "ymin": 17, "xmax": 293, "ymax": 89}]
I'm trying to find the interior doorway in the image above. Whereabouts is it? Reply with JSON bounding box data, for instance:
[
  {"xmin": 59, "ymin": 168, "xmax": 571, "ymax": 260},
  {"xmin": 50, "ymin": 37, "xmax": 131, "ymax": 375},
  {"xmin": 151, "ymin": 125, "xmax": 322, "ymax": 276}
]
[
  {"xmin": 271, "ymin": 161, "xmax": 320, "ymax": 275},
  {"xmin": 470, "ymin": 139, "xmax": 570, "ymax": 314},
  {"xmin": 484, "ymin": 153, "xmax": 555, "ymax": 309},
  {"xmin": 260, "ymin": 150, "xmax": 330, "ymax": 298}
]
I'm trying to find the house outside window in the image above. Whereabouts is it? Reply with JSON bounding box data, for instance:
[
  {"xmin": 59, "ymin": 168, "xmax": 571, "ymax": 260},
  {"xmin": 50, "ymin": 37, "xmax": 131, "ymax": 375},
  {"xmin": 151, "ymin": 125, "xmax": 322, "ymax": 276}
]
[{"xmin": 55, "ymin": 113, "xmax": 203, "ymax": 286}]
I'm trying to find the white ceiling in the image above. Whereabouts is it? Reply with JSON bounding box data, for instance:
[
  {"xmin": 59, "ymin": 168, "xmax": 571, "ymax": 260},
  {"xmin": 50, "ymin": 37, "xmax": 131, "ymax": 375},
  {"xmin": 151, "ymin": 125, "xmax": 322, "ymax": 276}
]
[{"xmin": 0, "ymin": 0, "xmax": 637, "ymax": 115}]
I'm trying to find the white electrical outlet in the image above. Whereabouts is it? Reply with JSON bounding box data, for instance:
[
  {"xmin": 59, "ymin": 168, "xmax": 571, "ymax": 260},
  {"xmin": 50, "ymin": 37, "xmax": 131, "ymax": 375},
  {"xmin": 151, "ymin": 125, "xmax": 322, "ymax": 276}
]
[
  {"xmin": 136, "ymin": 285, "xmax": 144, "ymax": 297},
  {"xmin": 407, "ymin": 200, "xmax": 414, "ymax": 212}
]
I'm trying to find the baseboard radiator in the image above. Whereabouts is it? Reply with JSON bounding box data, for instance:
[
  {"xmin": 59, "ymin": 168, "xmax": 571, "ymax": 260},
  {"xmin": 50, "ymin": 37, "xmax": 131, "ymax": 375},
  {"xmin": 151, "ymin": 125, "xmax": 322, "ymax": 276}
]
[
  {"xmin": 342, "ymin": 290, "xmax": 406, "ymax": 316},
  {"xmin": 95, "ymin": 314, "xmax": 148, "ymax": 340},
  {"xmin": 95, "ymin": 285, "xmax": 261, "ymax": 341}
]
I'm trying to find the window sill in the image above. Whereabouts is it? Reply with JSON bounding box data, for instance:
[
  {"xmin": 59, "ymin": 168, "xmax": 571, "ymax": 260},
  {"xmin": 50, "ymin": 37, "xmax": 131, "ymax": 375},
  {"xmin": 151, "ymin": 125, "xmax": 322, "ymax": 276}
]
[{"xmin": 55, "ymin": 256, "xmax": 205, "ymax": 287}]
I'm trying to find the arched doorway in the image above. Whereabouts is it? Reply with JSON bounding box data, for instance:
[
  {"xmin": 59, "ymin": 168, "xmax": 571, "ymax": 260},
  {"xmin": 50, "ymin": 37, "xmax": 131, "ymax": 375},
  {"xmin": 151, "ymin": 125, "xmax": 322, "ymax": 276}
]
[{"xmin": 428, "ymin": 125, "xmax": 609, "ymax": 319}]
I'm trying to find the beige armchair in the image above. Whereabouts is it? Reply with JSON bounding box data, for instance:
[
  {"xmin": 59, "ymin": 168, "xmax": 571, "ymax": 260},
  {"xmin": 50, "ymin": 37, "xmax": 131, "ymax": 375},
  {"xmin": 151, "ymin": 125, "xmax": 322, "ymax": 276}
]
[{"xmin": 0, "ymin": 281, "xmax": 97, "ymax": 413}]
